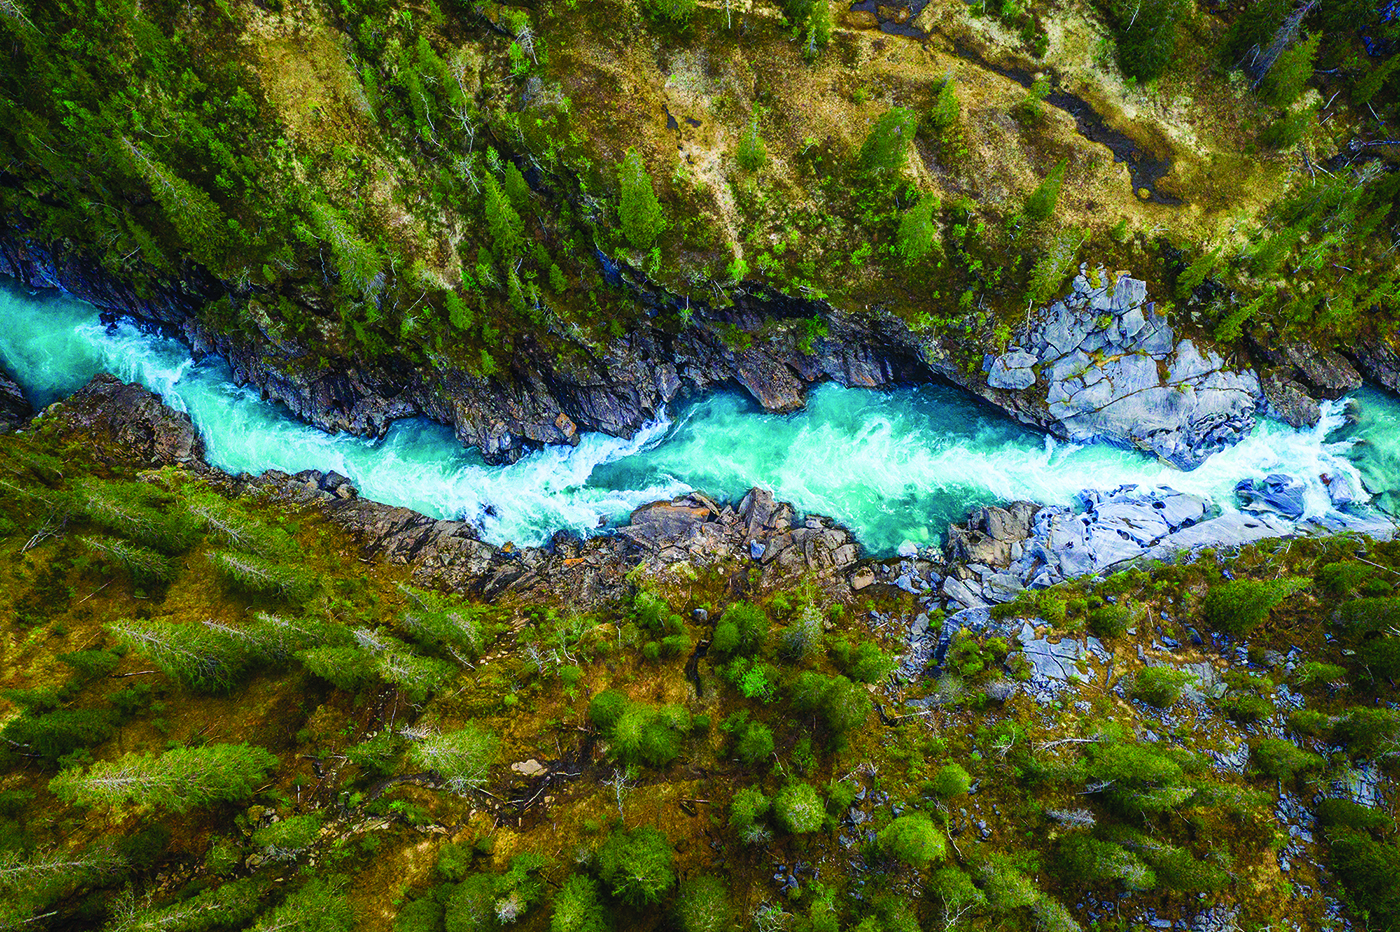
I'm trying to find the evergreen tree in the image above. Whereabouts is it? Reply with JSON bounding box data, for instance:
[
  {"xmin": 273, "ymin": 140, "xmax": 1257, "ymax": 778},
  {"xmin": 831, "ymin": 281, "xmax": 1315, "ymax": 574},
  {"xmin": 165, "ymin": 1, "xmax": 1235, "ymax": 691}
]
[
  {"xmin": 121, "ymin": 137, "xmax": 226, "ymax": 253},
  {"xmin": 596, "ymin": 827, "xmax": 675, "ymax": 906},
  {"xmin": 81, "ymin": 536, "xmax": 179, "ymax": 586},
  {"xmin": 250, "ymin": 878, "xmax": 354, "ymax": 932},
  {"xmin": 1116, "ymin": 0, "xmax": 1186, "ymax": 81},
  {"xmin": 550, "ymin": 875, "xmax": 608, "ymax": 932},
  {"xmin": 1175, "ymin": 244, "xmax": 1222, "ymax": 299},
  {"xmin": 105, "ymin": 876, "xmax": 268, "ymax": 932},
  {"xmin": 859, "ymin": 107, "xmax": 918, "ymax": 175},
  {"xmin": 1027, "ymin": 228, "xmax": 1086, "ymax": 304},
  {"xmin": 0, "ymin": 708, "xmax": 117, "ymax": 766},
  {"xmin": 408, "ymin": 726, "xmax": 497, "ymax": 793},
  {"xmin": 878, "ymin": 814, "xmax": 947, "ymax": 866},
  {"xmin": 1354, "ymin": 52, "xmax": 1400, "ymax": 106},
  {"xmin": 774, "ymin": 782, "xmax": 824, "ymax": 834},
  {"xmin": 502, "ymin": 160, "xmax": 531, "ymax": 210},
  {"xmin": 308, "ymin": 201, "xmax": 383, "ymax": 299},
  {"xmin": 896, "ymin": 195, "xmax": 941, "ymax": 264},
  {"xmin": 673, "ymin": 876, "xmax": 730, "ymax": 932},
  {"xmin": 50, "ymin": 743, "xmax": 278, "ymax": 812},
  {"xmin": 1025, "ymin": 159, "xmax": 1068, "ymax": 221},
  {"xmin": 110, "ymin": 619, "xmax": 252, "ymax": 693},
  {"xmin": 927, "ymin": 80, "xmax": 960, "ymax": 135},
  {"xmin": 77, "ymin": 481, "xmax": 195, "ymax": 554},
  {"xmin": 207, "ymin": 549, "xmax": 316, "ymax": 603},
  {"xmin": 618, "ymin": 149, "xmax": 666, "ymax": 250},
  {"xmin": 483, "ymin": 173, "xmax": 524, "ymax": 264},
  {"xmin": 737, "ymin": 120, "xmax": 767, "ymax": 172},
  {"xmin": 1260, "ymin": 33, "xmax": 1319, "ymax": 106}
]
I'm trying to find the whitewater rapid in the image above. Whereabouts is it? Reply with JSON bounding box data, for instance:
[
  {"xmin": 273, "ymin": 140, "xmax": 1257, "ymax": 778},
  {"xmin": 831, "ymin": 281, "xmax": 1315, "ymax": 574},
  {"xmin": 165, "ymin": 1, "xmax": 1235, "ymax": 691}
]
[{"xmin": 1, "ymin": 282, "xmax": 1397, "ymax": 555}]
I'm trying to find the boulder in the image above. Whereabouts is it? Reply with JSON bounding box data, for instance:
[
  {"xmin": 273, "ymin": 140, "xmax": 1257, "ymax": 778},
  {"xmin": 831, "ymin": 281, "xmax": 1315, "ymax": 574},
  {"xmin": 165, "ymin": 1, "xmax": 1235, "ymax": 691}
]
[
  {"xmin": 0, "ymin": 366, "xmax": 30, "ymax": 433},
  {"xmin": 42, "ymin": 373, "xmax": 203, "ymax": 466}
]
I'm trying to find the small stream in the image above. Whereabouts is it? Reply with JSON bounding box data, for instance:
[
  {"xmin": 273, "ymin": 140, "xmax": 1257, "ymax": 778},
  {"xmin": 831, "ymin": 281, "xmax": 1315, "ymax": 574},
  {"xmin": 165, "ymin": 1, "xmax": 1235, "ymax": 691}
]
[{"xmin": 1, "ymin": 281, "xmax": 1396, "ymax": 555}]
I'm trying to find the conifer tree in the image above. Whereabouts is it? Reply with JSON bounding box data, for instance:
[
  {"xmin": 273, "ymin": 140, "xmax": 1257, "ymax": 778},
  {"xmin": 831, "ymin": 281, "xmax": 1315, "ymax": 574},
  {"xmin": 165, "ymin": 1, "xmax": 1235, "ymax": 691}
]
[
  {"xmin": 110, "ymin": 619, "xmax": 251, "ymax": 693},
  {"xmin": 896, "ymin": 195, "xmax": 941, "ymax": 264},
  {"xmin": 1025, "ymin": 159, "xmax": 1068, "ymax": 221},
  {"xmin": 550, "ymin": 875, "xmax": 608, "ymax": 932},
  {"xmin": 207, "ymin": 549, "xmax": 316, "ymax": 603},
  {"xmin": 1260, "ymin": 32, "xmax": 1319, "ymax": 107},
  {"xmin": 1116, "ymin": 0, "xmax": 1186, "ymax": 81},
  {"xmin": 308, "ymin": 201, "xmax": 383, "ymax": 298},
  {"xmin": 50, "ymin": 743, "xmax": 278, "ymax": 813},
  {"xmin": 860, "ymin": 107, "xmax": 918, "ymax": 176},
  {"xmin": 1175, "ymin": 244, "xmax": 1222, "ymax": 299},
  {"xmin": 81, "ymin": 536, "xmax": 179, "ymax": 585},
  {"xmin": 483, "ymin": 173, "xmax": 524, "ymax": 263},
  {"xmin": 737, "ymin": 120, "xmax": 767, "ymax": 172},
  {"xmin": 618, "ymin": 149, "xmax": 666, "ymax": 250},
  {"xmin": 408, "ymin": 726, "xmax": 497, "ymax": 794},
  {"xmin": 105, "ymin": 876, "xmax": 268, "ymax": 932},
  {"xmin": 249, "ymin": 878, "xmax": 354, "ymax": 932},
  {"xmin": 596, "ymin": 827, "xmax": 675, "ymax": 906},
  {"xmin": 121, "ymin": 138, "xmax": 226, "ymax": 253}
]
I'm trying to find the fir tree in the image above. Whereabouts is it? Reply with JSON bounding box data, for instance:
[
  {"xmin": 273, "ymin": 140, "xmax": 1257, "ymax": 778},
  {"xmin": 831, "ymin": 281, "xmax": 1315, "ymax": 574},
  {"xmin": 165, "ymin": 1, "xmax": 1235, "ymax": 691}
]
[
  {"xmin": 1116, "ymin": 0, "xmax": 1186, "ymax": 81},
  {"xmin": 1175, "ymin": 244, "xmax": 1222, "ymax": 299},
  {"xmin": 250, "ymin": 878, "xmax": 354, "ymax": 932},
  {"xmin": 896, "ymin": 195, "xmax": 941, "ymax": 264},
  {"xmin": 110, "ymin": 619, "xmax": 252, "ymax": 693},
  {"xmin": 1260, "ymin": 33, "xmax": 1319, "ymax": 107},
  {"xmin": 483, "ymin": 173, "xmax": 524, "ymax": 263},
  {"xmin": 308, "ymin": 201, "xmax": 383, "ymax": 299},
  {"xmin": 1024, "ymin": 159, "xmax": 1068, "ymax": 221},
  {"xmin": 207, "ymin": 550, "xmax": 316, "ymax": 603},
  {"xmin": 408, "ymin": 727, "xmax": 498, "ymax": 793},
  {"xmin": 1027, "ymin": 228, "xmax": 1086, "ymax": 304},
  {"xmin": 737, "ymin": 120, "xmax": 767, "ymax": 172},
  {"xmin": 121, "ymin": 137, "xmax": 226, "ymax": 253},
  {"xmin": 50, "ymin": 743, "xmax": 278, "ymax": 812},
  {"xmin": 105, "ymin": 877, "xmax": 268, "ymax": 932},
  {"xmin": 81, "ymin": 536, "xmax": 179, "ymax": 586},
  {"xmin": 860, "ymin": 107, "xmax": 918, "ymax": 175},
  {"xmin": 618, "ymin": 149, "xmax": 666, "ymax": 250}
]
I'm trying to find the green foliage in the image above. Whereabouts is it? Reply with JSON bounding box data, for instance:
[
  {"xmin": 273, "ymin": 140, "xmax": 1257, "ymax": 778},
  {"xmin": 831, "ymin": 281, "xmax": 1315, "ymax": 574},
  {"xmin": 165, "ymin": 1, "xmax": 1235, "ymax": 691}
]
[
  {"xmin": 1088, "ymin": 604, "xmax": 1131, "ymax": 638},
  {"xmin": 896, "ymin": 195, "xmax": 941, "ymax": 265},
  {"xmin": 588, "ymin": 689, "xmax": 630, "ymax": 731},
  {"xmin": 207, "ymin": 550, "xmax": 316, "ymax": 603},
  {"xmin": 1335, "ymin": 708, "xmax": 1400, "ymax": 760},
  {"xmin": 596, "ymin": 827, "xmax": 675, "ymax": 906},
  {"xmin": 250, "ymin": 878, "xmax": 354, "ymax": 932},
  {"xmin": 618, "ymin": 149, "xmax": 666, "ymax": 250},
  {"xmin": 483, "ymin": 174, "xmax": 525, "ymax": 266},
  {"xmin": 1249, "ymin": 738, "xmax": 1322, "ymax": 782},
  {"xmin": 712, "ymin": 601, "xmax": 768, "ymax": 657},
  {"xmin": 252, "ymin": 813, "xmax": 323, "ymax": 860},
  {"xmin": 550, "ymin": 875, "xmax": 609, "ymax": 932},
  {"xmin": 105, "ymin": 876, "xmax": 268, "ymax": 932},
  {"xmin": 1127, "ymin": 666, "xmax": 1195, "ymax": 708},
  {"xmin": 1053, "ymin": 834, "xmax": 1155, "ymax": 891},
  {"xmin": 611, "ymin": 702, "xmax": 691, "ymax": 767},
  {"xmin": 773, "ymin": 781, "xmax": 824, "ymax": 834},
  {"xmin": 878, "ymin": 814, "xmax": 946, "ymax": 866},
  {"xmin": 790, "ymin": 672, "xmax": 871, "ymax": 743},
  {"xmin": 308, "ymin": 201, "xmax": 383, "ymax": 300},
  {"xmin": 639, "ymin": 0, "xmax": 697, "ymax": 26},
  {"xmin": 730, "ymin": 787, "xmax": 770, "ymax": 830},
  {"xmin": 1027, "ymin": 228, "xmax": 1084, "ymax": 304},
  {"xmin": 76, "ymin": 481, "xmax": 195, "ymax": 554},
  {"xmin": 931, "ymin": 762, "xmax": 972, "ymax": 799},
  {"xmin": 1259, "ymin": 33, "xmax": 1320, "ymax": 107},
  {"xmin": 1114, "ymin": 0, "xmax": 1187, "ymax": 81},
  {"xmin": 1201, "ymin": 576, "xmax": 1308, "ymax": 637},
  {"xmin": 58, "ymin": 649, "xmax": 121, "ymax": 680},
  {"xmin": 81, "ymin": 536, "xmax": 179, "ymax": 585},
  {"xmin": 50, "ymin": 742, "xmax": 277, "ymax": 813},
  {"xmin": 733, "ymin": 721, "xmax": 775, "ymax": 766},
  {"xmin": 1259, "ymin": 105, "xmax": 1314, "ymax": 149},
  {"xmin": 0, "ymin": 708, "xmax": 117, "ymax": 766},
  {"xmin": 673, "ymin": 875, "xmax": 730, "ymax": 932},
  {"xmin": 836, "ymin": 638, "xmax": 895, "ymax": 684},
  {"xmin": 407, "ymin": 727, "xmax": 498, "ymax": 793},
  {"xmin": 1024, "ymin": 159, "xmax": 1067, "ymax": 222},
  {"xmin": 859, "ymin": 108, "xmax": 918, "ymax": 176},
  {"xmin": 1175, "ymin": 244, "xmax": 1221, "ymax": 299},
  {"xmin": 737, "ymin": 121, "xmax": 767, "ymax": 172},
  {"xmin": 111, "ymin": 619, "xmax": 255, "ymax": 693}
]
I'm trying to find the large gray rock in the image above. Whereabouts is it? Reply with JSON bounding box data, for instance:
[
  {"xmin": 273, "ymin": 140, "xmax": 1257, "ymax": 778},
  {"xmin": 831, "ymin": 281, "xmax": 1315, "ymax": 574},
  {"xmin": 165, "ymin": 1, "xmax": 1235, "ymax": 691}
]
[
  {"xmin": 0, "ymin": 365, "xmax": 30, "ymax": 433},
  {"xmin": 1008, "ymin": 268, "xmax": 1264, "ymax": 469}
]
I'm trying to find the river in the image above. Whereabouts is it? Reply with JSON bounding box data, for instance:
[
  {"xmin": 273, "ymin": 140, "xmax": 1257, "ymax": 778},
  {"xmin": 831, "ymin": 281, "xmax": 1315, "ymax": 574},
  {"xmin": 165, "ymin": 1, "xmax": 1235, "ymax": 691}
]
[{"xmin": 2, "ymin": 281, "xmax": 1397, "ymax": 555}]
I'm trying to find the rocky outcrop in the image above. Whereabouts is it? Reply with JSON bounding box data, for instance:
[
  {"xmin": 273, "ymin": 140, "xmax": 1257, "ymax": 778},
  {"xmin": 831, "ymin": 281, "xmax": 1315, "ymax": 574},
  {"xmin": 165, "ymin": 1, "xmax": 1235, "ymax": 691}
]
[
  {"xmin": 982, "ymin": 269, "xmax": 1265, "ymax": 468},
  {"xmin": 2, "ymin": 230, "xmax": 1279, "ymax": 471},
  {"xmin": 40, "ymin": 373, "xmax": 204, "ymax": 467},
  {"xmin": 1350, "ymin": 329, "xmax": 1400, "ymax": 396},
  {"xmin": 0, "ymin": 365, "xmax": 30, "ymax": 433}
]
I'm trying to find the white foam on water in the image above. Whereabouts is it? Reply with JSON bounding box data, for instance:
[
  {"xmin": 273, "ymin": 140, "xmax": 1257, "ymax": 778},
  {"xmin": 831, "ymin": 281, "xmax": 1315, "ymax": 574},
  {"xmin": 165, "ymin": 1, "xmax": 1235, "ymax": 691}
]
[{"xmin": 2, "ymin": 281, "xmax": 1398, "ymax": 555}]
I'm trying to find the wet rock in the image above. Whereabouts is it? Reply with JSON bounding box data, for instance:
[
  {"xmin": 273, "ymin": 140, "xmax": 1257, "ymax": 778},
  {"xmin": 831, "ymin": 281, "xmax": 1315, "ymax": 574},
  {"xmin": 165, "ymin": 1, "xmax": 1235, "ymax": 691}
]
[
  {"xmin": 0, "ymin": 365, "xmax": 30, "ymax": 433},
  {"xmin": 1236, "ymin": 473, "xmax": 1307, "ymax": 519},
  {"xmin": 41, "ymin": 373, "xmax": 204, "ymax": 467}
]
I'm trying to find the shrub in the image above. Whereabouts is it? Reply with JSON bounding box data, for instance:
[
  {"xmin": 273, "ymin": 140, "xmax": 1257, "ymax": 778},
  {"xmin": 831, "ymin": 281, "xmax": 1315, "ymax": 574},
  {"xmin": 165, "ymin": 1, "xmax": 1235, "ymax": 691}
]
[
  {"xmin": 1126, "ymin": 667, "xmax": 1195, "ymax": 708},
  {"xmin": 596, "ymin": 827, "xmax": 675, "ymax": 906},
  {"xmin": 1201, "ymin": 577, "xmax": 1308, "ymax": 637},
  {"xmin": 931, "ymin": 762, "xmax": 972, "ymax": 799},
  {"xmin": 1249, "ymin": 738, "xmax": 1322, "ymax": 782},
  {"xmin": 550, "ymin": 875, "xmax": 608, "ymax": 932},
  {"xmin": 673, "ymin": 876, "xmax": 730, "ymax": 932},
  {"xmin": 1335, "ymin": 708, "xmax": 1400, "ymax": 760},
  {"xmin": 1288, "ymin": 708, "xmax": 1334, "ymax": 738},
  {"xmin": 253, "ymin": 813, "xmax": 323, "ymax": 861},
  {"xmin": 1292, "ymin": 661, "xmax": 1346, "ymax": 690},
  {"xmin": 611, "ymin": 702, "xmax": 690, "ymax": 767},
  {"xmin": 1053, "ymin": 834, "xmax": 1155, "ymax": 890},
  {"xmin": 925, "ymin": 80, "xmax": 959, "ymax": 135},
  {"xmin": 716, "ymin": 602, "xmax": 768, "ymax": 656},
  {"xmin": 589, "ymin": 690, "xmax": 629, "ymax": 731},
  {"xmin": 734, "ymin": 722, "xmax": 775, "ymax": 766},
  {"xmin": 1259, "ymin": 33, "xmax": 1320, "ymax": 107},
  {"xmin": 1088, "ymin": 604, "xmax": 1130, "ymax": 639},
  {"xmin": 878, "ymin": 814, "xmax": 946, "ymax": 866},
  {"xmin": 638, "ymin": 0, "xmax": 697, "ymax": 26},
  {"xmin": 408, "ymin": 727, "xmax": 498, "ymax": 793},
  {"xmin": 618, "ymin": 149, "xmax": 666, "ymax": 250},
  {"xmin": 730, "ymin": 787, "xmax": 770, "ymax": 830},
  {"xmin": 774, "ymin": 782, "xmax": 824, "ymax": 834}
]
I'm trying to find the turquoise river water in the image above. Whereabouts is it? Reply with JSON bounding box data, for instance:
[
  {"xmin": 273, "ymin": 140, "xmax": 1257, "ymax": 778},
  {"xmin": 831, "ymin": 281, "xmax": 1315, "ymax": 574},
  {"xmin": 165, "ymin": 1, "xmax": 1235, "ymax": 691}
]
[{"xmin": 2, "ymin": 282, "xmax": 1398, "ymax": 555}]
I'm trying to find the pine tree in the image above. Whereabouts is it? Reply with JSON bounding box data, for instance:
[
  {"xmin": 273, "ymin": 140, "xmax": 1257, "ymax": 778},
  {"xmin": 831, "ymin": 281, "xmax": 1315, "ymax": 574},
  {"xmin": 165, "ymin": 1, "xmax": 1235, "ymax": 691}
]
[
  {"xmin": 1027, "ymin": 228, "xmax": 1086, "ymax": 304},
  {"xmin": 896, "ymin": 195, "xmax": 941, "ymax": 264},
  {"xmin": 860, "ymin": 107, "xmax": 918, "ymax": 175},
  {"xmin": 618, "ymin": 149, "xmax": 666, "ymax": 250},
  {"xmin": 1354, "ymin": 53, "xmax": 1400, "ymax": 106},
  {"xmin": 121, "ymin": 138, "xmax": 226, "ymax": 253},
  {"xmin": 1025, "ymin": 159, "xmax": 1068, "ymax": 221},
  {"xmin": 1175, "ymin": 244, "xmax": 1222, "ymax": 299},
  {"xmin": 110, "ymin": 619, "xmax": 252, "ymax": 693},
  {"xmin": 105, "ymin": 877, "xmax": 268, "ymax": 932},
  {"xmin": 250, "ymin": 878, "xmax": 354, "ymax": 932},
  {"xmin": 76, "ymin": 481, "xmax": 196, "ymax": 554},
  {"xmin": 596, "ymin": 827, "xmax": 675, "ymax": 906},
  {"xmin": 308, "ymin": 201, "xmax": 383, "ymax": 298},
  {"xmin": 50, "ymin": 743, "xmax": 278, "ymax": 812},
  {"xmin": 408, "ymin": 726, "xmax": 497, "ymax": 793},
  {"xmin": 1116, "ymin": 0, "xmax": 1186, "ymax": 81},
  {"xmin": 737, "ymin": 120, "xmax": 767, "ymax": 172},
  {"xmin": 0, "ymin": 708, "xmax": 118, "ymax": 765},
  {"xmin": 207, "ymin": 550, "xmax": 316, "ymax": 603},
  {"xmin": 81, "ymin": 536, "xmax": 179, "ymax": 585},
  {"xmin": 927, "ymin": 80, "xmax": 960, "ymax": 134},
  {"xmin": 550, "ymin": 875, "xmax": 608, "ymax": 932},
  {"xmin": 1260, "ymin": 33, "xmax": 1319, "ymax": 107},
  {"xmin": 483, "ymin": 173, "xmax": 524, "ymax": 264}
]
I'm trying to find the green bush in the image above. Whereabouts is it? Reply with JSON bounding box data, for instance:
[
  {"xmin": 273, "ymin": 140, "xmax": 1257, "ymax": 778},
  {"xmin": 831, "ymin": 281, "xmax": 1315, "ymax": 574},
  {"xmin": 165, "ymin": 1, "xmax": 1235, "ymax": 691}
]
[
  {"xmin": 1249, "ymin": 738, "xmax": 1322, "ymax": 782},
  {"xmin": 1053, "ymin": 834, "xmax": 1155, "ymax": 890},
  {"xmin": 0, "ymin": 709, "xmax": 117, "ymax": 766},
  {"xmin": 673, "ymin": 875, "xmax": 730, "ymax": 932},
  {"xmin": 588, "ymin": 690, "xmax": 629, "ymax": 731},
  {"xmin": 1088, "ymin": 604, "xmax": 1130, "ymax": 639},
  {"xmin": 931, "ymin": 762, "xmax": 972, "ymax": 799},
  {"xmin": 733, "ymin": 722, "xmax": 774, "ymax": 767},
  {"xmin": 713, "ymin": 601, "xmax": 768, "ymax": 657},
  {"xmin": 550, "ymin": 875, "xmax": 608, "ymax": 932},
  {"xmin": 596, "ymin": 827, "xmax": 675, "ymax": 906},
  {"xmin": 1126, "ymin": 666, "xmax": 1195, "ymax": 708},
  {"xmin": 252, "ymin": 813, "xmax": 323, "ymax": 860},
  {"xmin": 618, "ymin": 149, "xmax": 666, "ymax": 250},
  {"xmin": 878, "ymin": 814, "xmax": 946, "ymax": 866},
  {"xmin": 1115, "ymin": 0, "xmax": 1187, "ymax": 80},
  {"xmin": 1335, "ymin": 708, "xmax": 1400, "ymax": 760},
  {"xmin": 895, "ymin": 195, "xmax": 940, "ymax": 265},
  {"xmin": 737, "ymin": 121, "xmax": 766, "ymax": 172},
  {"xmin": 611, "ymin": 702, "xmax": 690, "ymax": 767},
  {"xmin": 1201, "ymin": 577, "xmax": 1308, "ymax": 637},
  {"xmin": 638, "ymin": 0, "xmax": 697, "ymax": 26},
  {"xmin": 774, "ymin": 782, "xmax": 824, "ymax": 834},
  {"xmin": 730, "ymin": 786, "xmax": 770, "ymax": 830},
  {"xmin": 1024, "ymin": 159, "xmax": 1067, "ymax": 222},
  {"xmin": 859, "ymin": 107, "xmax": 918, "ymax": 175}
]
